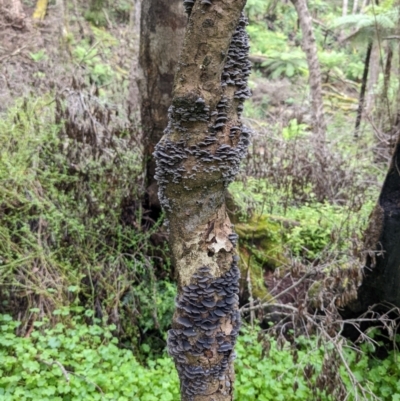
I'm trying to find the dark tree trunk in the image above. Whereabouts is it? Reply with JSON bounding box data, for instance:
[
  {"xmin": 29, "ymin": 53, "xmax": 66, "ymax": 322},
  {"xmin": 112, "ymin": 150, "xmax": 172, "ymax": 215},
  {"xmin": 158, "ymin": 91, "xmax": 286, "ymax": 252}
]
[
  {"xmin": 154, "ymin": 0, "xmax": 250, "ymax": 399},
  {"xmin": 345, "ymin": 137, "xmax": 400, "ymax": 315},
  {"xmin": 354, "ymin": 41, "xmax": 373, "ymax": 138},
  {"xmin": 138, "ymin": 0, "xmax": 186, "ymax": 209}
]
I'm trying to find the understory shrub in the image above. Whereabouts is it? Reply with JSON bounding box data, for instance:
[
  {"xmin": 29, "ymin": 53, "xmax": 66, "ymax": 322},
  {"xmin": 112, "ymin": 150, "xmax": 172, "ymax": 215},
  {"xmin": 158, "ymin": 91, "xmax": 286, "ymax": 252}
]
[
  {"xmin": 230, "ymin": 179, "xmax": 375, "ymax": 261},
  {"xmin": 0, "ymin": 95, "xmax": 173, "ymax": 351}
]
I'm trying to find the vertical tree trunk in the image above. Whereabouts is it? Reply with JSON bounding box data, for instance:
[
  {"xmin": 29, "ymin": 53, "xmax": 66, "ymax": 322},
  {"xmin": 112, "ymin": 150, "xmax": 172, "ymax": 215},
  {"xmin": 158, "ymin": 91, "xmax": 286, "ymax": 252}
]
[
  {"xmin": 342, "ymin": 0, "xmax": 348, "ymax": 16},
  {"xmin": 376, "ymin": 44, "xmax": 393, "ymax": 127},
  {"xmin": 154, "ymin": 0, "xmax": 250, "ymax": 399},
  {"xmin": 347, "ymin": 133, "xmax": 400, "ymax": 314},
  {"xmin": 127, "ymin": 0, "xmax": 141, "ymax": 119},
  {"xmin": 382, "ymin": 46, "xmax": 393, "ymax": 110},
  {"xmin": 366, "ymin": 43, "xmax": 380, "ymax": 115},
  {"xmin": 290, "ymin": 0, "xmax": 327, "ymax": 143},
  {"xmin": 352, "ymin": 0, "xmax": 359, "ymax": 13},
  {"xmin": 392, "ymin": 0, "xmax": 400, "ymax": 136},
  {"xmin": 138, "ymin": 0, "xmax": 186, "ymax": 209},
  {"xmin": 354, "ymin": 41, "xmax": 373, "ymax": 137},
  {"xmin": 360, "ymin": 0, "xmax": 369, "ymax": 12}
]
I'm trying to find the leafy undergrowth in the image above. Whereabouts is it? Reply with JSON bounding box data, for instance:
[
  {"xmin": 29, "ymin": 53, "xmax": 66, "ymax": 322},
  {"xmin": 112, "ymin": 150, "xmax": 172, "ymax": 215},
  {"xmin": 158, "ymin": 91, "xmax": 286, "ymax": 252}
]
[
  {"xmin": 230, "ymin": 178, "xmax": 375, "ymax": 261},
  {"xmin": 0, "ymin": 95, "xmax": 173, "ymax": 353},
  {"xmin": 1, "ymin": 314, "xmax": 399, "ymax": 401}
]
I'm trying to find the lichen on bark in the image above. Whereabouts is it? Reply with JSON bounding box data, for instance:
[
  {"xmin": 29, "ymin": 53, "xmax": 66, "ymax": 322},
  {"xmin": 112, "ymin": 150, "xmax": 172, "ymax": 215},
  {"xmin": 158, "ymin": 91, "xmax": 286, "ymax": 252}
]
[{"xmin": 153, "ymin": 0, "xmax": 250, "ymax": 399}]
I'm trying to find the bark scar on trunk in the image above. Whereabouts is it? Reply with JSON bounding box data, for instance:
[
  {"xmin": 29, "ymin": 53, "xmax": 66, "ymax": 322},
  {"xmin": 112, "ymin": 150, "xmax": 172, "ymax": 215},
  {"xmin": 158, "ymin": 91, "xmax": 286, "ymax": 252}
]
[{"xmin": 206, "ymin": 212, "xmax": 234, "ymax": 254}]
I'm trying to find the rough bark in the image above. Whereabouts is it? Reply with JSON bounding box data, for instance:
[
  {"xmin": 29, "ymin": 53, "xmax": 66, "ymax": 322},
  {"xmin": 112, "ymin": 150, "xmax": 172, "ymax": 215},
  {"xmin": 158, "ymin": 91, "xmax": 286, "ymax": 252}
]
[
  {"xmin": 354, "ymin": 41, "xmax": 373, "ymax": 137},
  {"xmin": 154, "ymin": 0, "xmax": 250, "ymax": 399},
  {"xmin": 290, "ymin": 0, "xmax": 326, "ymax": 142},
  {"xmin": 138, "ymin": 0, "xmax": 186, "ymax": 208},
  {"xmin": 345, "ymin": 135, "xmax": 400, "ymax": 315}
]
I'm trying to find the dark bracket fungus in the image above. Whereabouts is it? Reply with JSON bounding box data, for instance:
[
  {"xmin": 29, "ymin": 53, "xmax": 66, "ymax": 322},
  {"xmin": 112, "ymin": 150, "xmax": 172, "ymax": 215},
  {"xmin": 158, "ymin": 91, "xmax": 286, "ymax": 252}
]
[
  {"xmin": 184, "ymin": 0, "xmax": 213, "ymax": 15},
  {"xmin": 167, "ymin": 263, "xmax": 241, "ymax": 400},
  {"xmin": 154, "ymin": 2, "xmax": 251, "ymax": 400},
  {"xmin": 154, "ymin": 12, "xmax": 252, "ymax": 217}
]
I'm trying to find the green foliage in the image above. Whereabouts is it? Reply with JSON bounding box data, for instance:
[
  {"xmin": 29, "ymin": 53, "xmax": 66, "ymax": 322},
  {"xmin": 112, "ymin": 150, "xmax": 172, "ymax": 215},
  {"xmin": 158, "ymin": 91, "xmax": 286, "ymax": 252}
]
[
  {"xmin": 69, "ymin": 27, "xmax": 121, "ymax": 86},
  {"xmin": 341, "ymin": 332, "xmax": 400, "ymax": 400},
  {"xmin": 135, "ymin": 280, "xmax": 177, "ymax": 337},
  {"xmin": 2, "ymin": 316, "xmax": 398, "ymax": 401},
  {"xmin": 331, "ymin": 7, "xmax": 399, "ymax": 44},
  {"xmin": 235, "ymin": 328, "xmax": 332, "ymax": 401},
  {"xmin": 0, "ymin": 314, "xmax": 179, "ymax": 401},
  {"xmin": 0, "ymin": 96, "xmax": 174, "ymax": 349},
  {"xmin": 230, "ymin": 178, "xmax": 375, "ymax": 260},
  {"xmin": 261, "ymin": 50, "xmax": 308, "ymax": 79},
  {"xmin": 246, "ymin": 25, "xmax": 288, "ymax": 55},
  {"xmin": 282, "ymin": 119, "xmax": 309, "ymax": 140},
  {"xmin": 244, "ymin": 0, "xmax": 269, "ymax": 21},
  {"xmin": 29, "ymin": 49, "xmax": 47, "ymax": 62}
]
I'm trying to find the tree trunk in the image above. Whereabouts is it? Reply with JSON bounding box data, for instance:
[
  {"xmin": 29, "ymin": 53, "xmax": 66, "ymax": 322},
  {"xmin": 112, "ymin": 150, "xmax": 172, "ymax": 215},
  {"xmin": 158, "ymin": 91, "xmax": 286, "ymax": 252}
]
[
  {"xmin": 376, "ymin": 44, "xmax": 393, "ymax": 127},
  {"xmin": 138, "ymin": 0, "xmax": 186, "ymax": 209},
  {"xmin": 154, "ymin": 0, "xmax": 250, "ymax": 399},
  {"xmin": 346, "ymin": 134, "xmax": 400, "ymax": 315},
  {"xmin": 365, "ymin": 42, "xmax": 380, "ymax": 115},
  {"xmin": 342, "ymin": 0, "xmax": 348, "ymax": 16},
  {"xmin": 290, "ymin": 0, "xmax": 326, "ymax": 143},
  {"xmin": 352, "ymin": 0, "xmax": 359, "ymax": 13},
  {"xmin": 127, "ymin": 0, "xmax": 141, "ymax": 119},
  {"xmin": 382, "ymin": 46, "xmax": 393, "ymax": 111},
  {"xmin": 360, "ymin": 0, "xmax": 369, "ymax": 12},
  {"xmin": 354, "ymin": 41, "xmax": 373, "ymax": 137}
]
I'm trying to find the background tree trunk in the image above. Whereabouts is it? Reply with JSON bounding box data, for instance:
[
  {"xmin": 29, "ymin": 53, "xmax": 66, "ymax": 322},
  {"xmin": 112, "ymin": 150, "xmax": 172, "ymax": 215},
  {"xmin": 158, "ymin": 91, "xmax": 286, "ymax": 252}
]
[
  {"xmin": 354, "ymin": 41, "xmax": 373, "ymax": 137},
  {"xmin": 290, "ymin": 0, "xmax": 327, "ymax": 143},
  {"xmin": 138, "ymin": 0, "xmax": 186, "ymax": 210},
  {"xmin": 365, "ymin": 42, "xmax": 380, "ymax": 115},
  {"xmin": 360, "ymin": 0, "xmax": 369, "ymax": 12},
  {"xmin": 154, "ymin": 0, "xmax": 250, "ymax": 399},
  {"xmin": 127, "ymin": 0, "xmax": 141, "ymax": 119},
  {"xmin": 342, "ymin": 0, "xmax": 348, "ymax": 16},
  {"xmin": 376, "ymin": 44, "xmax": 393, "ymax": 128},
  {"xmin": 352, "ymin": 0, "xmax": 359, "ymax": 13}
]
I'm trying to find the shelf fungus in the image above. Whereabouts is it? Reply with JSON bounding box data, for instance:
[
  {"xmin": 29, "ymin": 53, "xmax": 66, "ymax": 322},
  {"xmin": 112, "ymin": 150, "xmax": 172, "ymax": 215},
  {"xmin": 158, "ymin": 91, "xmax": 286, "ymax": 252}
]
[
  {"xmin": 167, "ymin": 263, "xmax": 241, "ymax": 399},
  {"xmin": 154, "ymin": 2, "xmax": 251, "ymax": 400}
]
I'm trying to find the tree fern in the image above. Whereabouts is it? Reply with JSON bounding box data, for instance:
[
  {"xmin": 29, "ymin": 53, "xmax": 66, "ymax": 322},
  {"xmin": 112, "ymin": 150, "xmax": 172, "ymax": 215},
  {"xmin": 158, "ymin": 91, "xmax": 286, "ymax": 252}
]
[{"xmin": 331, "ymin": 6, "xmax": 400, "ymax": 43}]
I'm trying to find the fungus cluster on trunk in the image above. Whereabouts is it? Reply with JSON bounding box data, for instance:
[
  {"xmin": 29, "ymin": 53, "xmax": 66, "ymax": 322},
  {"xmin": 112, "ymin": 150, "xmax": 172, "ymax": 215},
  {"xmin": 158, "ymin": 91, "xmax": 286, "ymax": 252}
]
[
  {"xmin": 154, "ymin": 0, "xmax": 251, "ymax": 399},
  {"xmin": 168, "ymin": 263, "xmax": 241, "ymax": 398}
]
